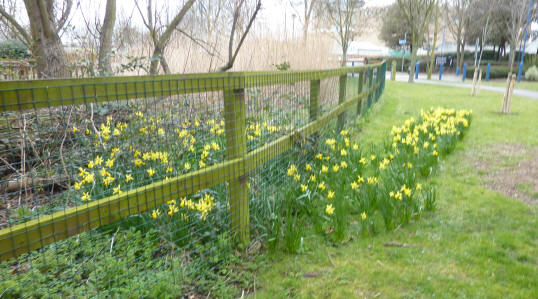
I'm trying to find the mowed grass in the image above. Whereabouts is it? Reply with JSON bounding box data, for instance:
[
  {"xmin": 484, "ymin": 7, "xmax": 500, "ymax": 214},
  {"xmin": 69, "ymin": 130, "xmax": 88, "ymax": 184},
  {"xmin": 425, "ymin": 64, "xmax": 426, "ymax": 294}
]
[{"xmin": 254, "ymin": 81, "xmax": 538, "ymax": 298}]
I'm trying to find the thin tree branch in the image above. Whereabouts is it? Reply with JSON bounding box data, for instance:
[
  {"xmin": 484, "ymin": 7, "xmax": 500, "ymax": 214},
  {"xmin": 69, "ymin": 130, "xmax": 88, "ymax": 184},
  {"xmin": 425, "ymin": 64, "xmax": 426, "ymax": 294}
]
[
  {"xmin": 56, "ymin": 0, "xmax": 73, "ymax": 32},
  {"xmin": 0, "ymin": 5, "xmax": 31, "ymax": 43}
]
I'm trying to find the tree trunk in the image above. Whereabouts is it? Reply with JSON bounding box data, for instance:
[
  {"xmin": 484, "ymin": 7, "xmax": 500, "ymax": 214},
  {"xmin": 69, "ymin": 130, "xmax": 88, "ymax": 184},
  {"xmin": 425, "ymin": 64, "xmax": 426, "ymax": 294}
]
[
  {"xmin": 98, "ymin": 0, "xmax": 116, "ymax": 76},
  {"xmin": 458, "ymin": 40, "xmax": 465, "ymax": 71},
  {"xmin": 409, "ymin": 38, "xmax": 418, "ymax": 83},
  {"xmin": 427, "ymin": 4, "xmax": 439, "ymax": 80},
  {"xmin": 24, "ymin": 0, "xmax": 70, "ymax": 78},
  {"xmin": 456, "ymin": 39, "xmax": 461, "ymax": 72},
  {"xmin": 149, "ymin": 46, "xmax": 163, "ymax": 75},
  {"xmin": 341, "ymin": 44, "xmax": 347, "ymax": 67},
  {"xmin": 508, "ymin": 40, "xmax": 516, "ymax": 73}
]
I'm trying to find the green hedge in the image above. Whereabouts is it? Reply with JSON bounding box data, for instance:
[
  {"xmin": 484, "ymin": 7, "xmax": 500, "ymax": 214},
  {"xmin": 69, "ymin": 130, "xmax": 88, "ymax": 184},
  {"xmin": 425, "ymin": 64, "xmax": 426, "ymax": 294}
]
[
  {"xmin": 0, "ymin": 40, "xmax": 30, "ymax": 59},
  {"xmin": 464, "ymin": 65, "xmax": 512, "ymax": 79}
]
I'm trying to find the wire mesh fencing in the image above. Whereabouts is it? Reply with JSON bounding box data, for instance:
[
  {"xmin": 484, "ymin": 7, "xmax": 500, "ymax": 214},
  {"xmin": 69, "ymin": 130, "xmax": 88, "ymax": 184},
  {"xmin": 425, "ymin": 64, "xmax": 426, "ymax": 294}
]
[{"xmin": 0, "ymin": 61, "xmax": 385, "ymax": 296}]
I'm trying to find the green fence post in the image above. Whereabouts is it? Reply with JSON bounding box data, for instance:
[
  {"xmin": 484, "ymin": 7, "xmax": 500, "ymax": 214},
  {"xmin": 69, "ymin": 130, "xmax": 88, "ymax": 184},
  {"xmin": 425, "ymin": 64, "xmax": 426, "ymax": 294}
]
[
  {"xmin": 377, "ymin": 66, "xmax": 382, "ymax": 101},
  {"xmin": 337, "ymin": 74, "xmax": 347, "ymax": 131},
  {"xmin": 367, "ymin": 69, "xmax": 373, "ymax": 109},
  {"xmin": 309, "ymin": 79, "xmax": 320, "ymax": 121},
  {"xmin": 223, "ymin": 87, "xmax": 249, "ymax": 246},
  {"xmin": 357, "ymin": 71, "xmax": 364, "ymax": 116},
  {"xmin": 391, "ymin": 60, "xmax": 396, "ymax": 81}
]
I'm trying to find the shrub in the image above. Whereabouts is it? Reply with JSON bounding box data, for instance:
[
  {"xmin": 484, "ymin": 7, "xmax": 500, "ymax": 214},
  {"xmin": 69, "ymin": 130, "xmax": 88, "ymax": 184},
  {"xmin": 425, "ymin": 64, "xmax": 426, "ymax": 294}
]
[
  {"xmin": 465, "ymin": 65, "xmax": 511, "ymax": 79},
  {"xmin": 0, "ymin": 39, "xmax": 30, "ymax": 59},
  {"xmin": 524, "ymin": 65, "xmax": 538, "ymax": 81}
]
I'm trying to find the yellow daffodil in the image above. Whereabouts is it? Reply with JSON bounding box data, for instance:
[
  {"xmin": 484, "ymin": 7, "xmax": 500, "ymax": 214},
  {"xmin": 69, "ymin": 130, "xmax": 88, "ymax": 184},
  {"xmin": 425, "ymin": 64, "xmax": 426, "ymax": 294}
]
[
  {"xmin": 81, "ymin": 192, "xmax": 91, "ymax": 201},
  {"xmin": 301, "ymin": 184, "xmax": 308, "ymax": 192},
  {"xmin": 147, "ymin": 168, "xmax": 155, "ymax": 177},
  {"xmin": 351, "ymin": 182, "xmax": 359, "ymax": 190},
  {"xmin": 287, "ymin": 164, "xmax": 297, "ymax": 176},
  {"xmin": 361, "ymin": 211, "xmax": 367, "ymax": 220},
  {"xmin": 72, "ymin": 126, "xmax": 78, "ymax": 133},
  {"xmin": 327, "ymin": 190, "xmax": 335, "ymax": 199},
  {"xmin": 151, "ymin": 209, "xmax": 161, "ymax": 219},
  {"xmin": 184, "ymin": 162, "xmax": 191, "ymax": 170},
  {"xmin": 94, "ymin": 156, "xmax": 103, "ymax": 166},
  {"xmin": 168, "ymin": 204, "xmax": 179, "ymax": 216},
  {"xmin": 113, "ymin": 185, "xmax": 123, "ymax": 195},
  {"xmin": 105, "ymin": 158, "xmax": 114, "ymax": 168},
  {"xmin": 325, "ymin": 204, "xmax": 334, "ymax": 215},
  {"xmin": 125, "ymin": 174, "xmax": 133, "ymax": 183}
]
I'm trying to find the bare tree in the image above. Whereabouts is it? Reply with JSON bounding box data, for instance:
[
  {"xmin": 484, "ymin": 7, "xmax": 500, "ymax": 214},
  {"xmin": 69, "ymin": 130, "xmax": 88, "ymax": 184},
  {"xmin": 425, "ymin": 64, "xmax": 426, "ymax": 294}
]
[
  {"xmin": 444, "ymin": 0, "xmax": 471, "ymax": 74},
  {"xmin": 325, "ymin": 0, "xmax": 365, "ymax": 66},
  {"xmin": 98, "ymin": 0, "xmax": 116, "ymax": 76},
  {"xmin": 397, "ymin": 0, "xmax": 436, "ymax": 82},
  {"xmin": 501, "ymin": 0, "xmax": 536, "ymax": 113},
  {"xmin": 503, "ymin": 0, "xmax": 535, "ymax": 74},
  {"xmin": 289, "ymin": 0, "xmax": 319, "ymax": 42},
  {"xmin": 0, "ymin": 0, "xmax": 73, "ymax": 78},
  {"xmin": 218, "ymin": 0, "xmax": 262, "ymax": 72},
  {"xmin": 136, "ymin": 0, "xmax": 196, "ymax": 75},
  {"xmin": 426, "ymin": 1, "xmax": 439, "ymax": 80}
]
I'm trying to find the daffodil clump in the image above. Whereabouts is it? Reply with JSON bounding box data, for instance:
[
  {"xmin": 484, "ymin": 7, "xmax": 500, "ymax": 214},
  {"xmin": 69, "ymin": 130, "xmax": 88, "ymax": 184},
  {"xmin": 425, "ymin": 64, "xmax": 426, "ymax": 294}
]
[
  {"xmin": 275, "ymin": 108, "xmax": 471, "ymax": 248},
  {"xmin": 68, "ymin": 109, "xmax": 297, "ymax": 206}
]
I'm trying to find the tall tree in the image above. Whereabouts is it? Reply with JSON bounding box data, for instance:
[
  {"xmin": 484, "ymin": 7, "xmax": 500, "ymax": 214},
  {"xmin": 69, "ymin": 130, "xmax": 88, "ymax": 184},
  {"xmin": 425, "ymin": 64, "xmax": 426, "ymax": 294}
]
[
  {"xmin": 503, "ymin": 0, "xmax": 535, "ymax": 74},
  {"xmin": 218, "ymin": 0, "xmax": 262, "ymax": 71},
  {"xmin": 426, "ymin": 1, "xmax": 439, "ymax": 80},
  {"xmin": 98, "ymin": 0, "xmax": 116, "ymax": 76},
  {"xmin": 0, "ymin": 0, "xmax": 73, "ymax": 78},
  {"xmin": 136, "ymin": 0, "xmax": 196, "ymax": 75},
  {"xmin": 379, "ymin": 4, "xmax": 413, "ymax": 50},
  {"xmin": 397, "ymin": 0, "xmax": 436, "ymax": 82},
  {"xmin": 289, "ymin": 0, "xmax": 319, "ymax": 42},
  {"xmin": 445, "ymin": 0, "xmax": 471, "ymax": 73},
  {"xmin": 325, "ymin": 0, "xmax": 365, "ymax": 66}
]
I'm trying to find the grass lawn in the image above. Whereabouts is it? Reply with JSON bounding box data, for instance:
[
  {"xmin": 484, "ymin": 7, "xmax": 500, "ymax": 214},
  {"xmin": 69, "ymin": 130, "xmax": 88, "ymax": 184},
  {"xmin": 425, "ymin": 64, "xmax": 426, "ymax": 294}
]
[{"xmin": 254, "ymin": 81, "xmax": 538, "ymax": 298}]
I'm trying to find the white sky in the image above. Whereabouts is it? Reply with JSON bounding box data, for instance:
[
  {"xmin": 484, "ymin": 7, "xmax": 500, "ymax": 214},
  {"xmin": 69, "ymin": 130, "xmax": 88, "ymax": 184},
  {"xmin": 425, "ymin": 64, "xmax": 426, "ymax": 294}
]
[
  {"xmin": 64, "ymin": 0, "xmax": 396, "ymax": 37},
  {"xmin": 5, "ymin": 0, "xmax": 396, "ymax": 42}
]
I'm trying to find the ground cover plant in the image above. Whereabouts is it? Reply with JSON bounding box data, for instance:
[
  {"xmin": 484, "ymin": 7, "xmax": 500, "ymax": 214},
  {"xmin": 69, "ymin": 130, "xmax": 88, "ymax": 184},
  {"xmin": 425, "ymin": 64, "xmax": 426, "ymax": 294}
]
[{"xmin": 255, "ymin": 81, "xmax": 537, "ymax": 298}]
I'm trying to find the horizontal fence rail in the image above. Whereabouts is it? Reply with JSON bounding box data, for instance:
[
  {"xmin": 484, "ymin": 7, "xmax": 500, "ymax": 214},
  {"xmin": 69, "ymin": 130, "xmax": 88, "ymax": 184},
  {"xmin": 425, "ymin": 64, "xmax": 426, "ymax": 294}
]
[{"xmin": 0, "ymin": 61, "xmax": 386, "ymax": 261}]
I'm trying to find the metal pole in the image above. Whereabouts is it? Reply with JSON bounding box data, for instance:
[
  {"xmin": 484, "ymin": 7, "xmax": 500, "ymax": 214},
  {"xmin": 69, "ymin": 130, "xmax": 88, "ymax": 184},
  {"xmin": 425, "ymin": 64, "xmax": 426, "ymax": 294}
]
[
  {"xmin": 517, "ymin": 0, "xmax": 533, "ymax": 82},
  {"xmin": 486, "ymin": 63, "xmax": 491, "ymax": 81},
  {"xmin": 439, "ymin": 26, "xmax": 446, "ymax": 80},
  {"xmin": 401, "ymin": 32, "xmax": 407, "ymax": 72},
  {"xmin": 462, "ymin": 63, "xmax": 467, "ymax": 81}
]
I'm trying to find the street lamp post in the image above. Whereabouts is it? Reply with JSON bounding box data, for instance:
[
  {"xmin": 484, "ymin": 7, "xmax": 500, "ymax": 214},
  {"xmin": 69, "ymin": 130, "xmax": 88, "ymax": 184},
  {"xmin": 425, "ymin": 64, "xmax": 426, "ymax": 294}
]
[{"xmin": 401, "ymin": 32, "xmax": 407, "ymax": 72}]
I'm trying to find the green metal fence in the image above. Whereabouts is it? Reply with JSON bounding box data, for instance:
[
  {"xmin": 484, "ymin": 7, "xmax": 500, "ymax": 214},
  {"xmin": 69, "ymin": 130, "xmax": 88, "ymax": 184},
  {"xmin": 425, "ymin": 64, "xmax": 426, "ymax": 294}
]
[{"xmin": 0, "ymin": 61, "xmax": 385, "ymax": 296}]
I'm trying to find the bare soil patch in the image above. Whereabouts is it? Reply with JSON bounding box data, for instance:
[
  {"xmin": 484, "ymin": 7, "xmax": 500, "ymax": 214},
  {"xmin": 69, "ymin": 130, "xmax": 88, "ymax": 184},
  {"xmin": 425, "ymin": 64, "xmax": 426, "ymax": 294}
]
[{"xmin": 472, "ymin": 142, "xmax": 538, "ymax": 204}]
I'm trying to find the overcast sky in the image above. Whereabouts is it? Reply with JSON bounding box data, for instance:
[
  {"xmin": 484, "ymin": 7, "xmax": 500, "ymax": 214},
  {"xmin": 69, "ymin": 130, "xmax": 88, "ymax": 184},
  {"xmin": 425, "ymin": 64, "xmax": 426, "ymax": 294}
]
[{"xmin": 60, "ymin": 0, "xmax": 396, "ymax": 38}]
